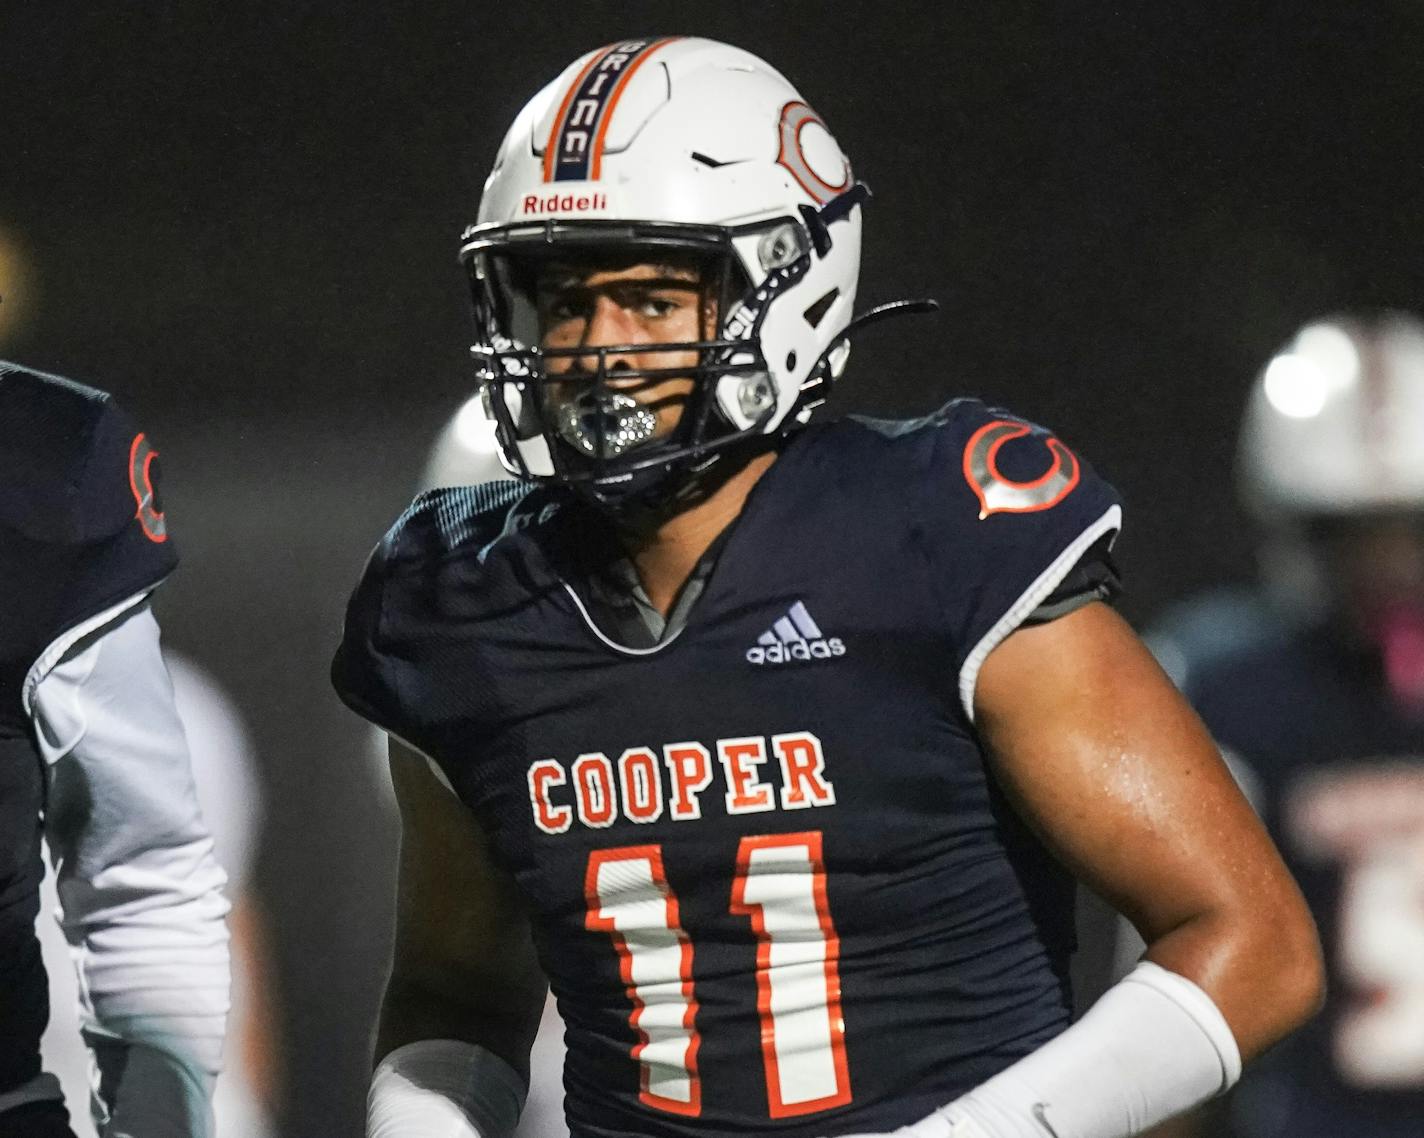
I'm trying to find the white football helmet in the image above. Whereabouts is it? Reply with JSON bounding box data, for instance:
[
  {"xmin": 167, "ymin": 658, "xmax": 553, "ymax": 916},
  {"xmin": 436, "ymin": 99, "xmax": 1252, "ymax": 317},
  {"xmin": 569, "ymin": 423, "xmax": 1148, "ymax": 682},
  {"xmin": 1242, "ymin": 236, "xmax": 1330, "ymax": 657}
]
[
  {"xmin": 1239, "ymin": 312, "xmax": 1424, "ymax": 615},
  {"xmin": 1240, "ymin": 313, "xmax": 1424, "ymax": 518},
  {"xmin": 421, "ymin": 394, "xmax": 514, "ymax": 490},
  {"xmin": 459, "ymin": 36, "xmax": 874, "ymax": 508}
]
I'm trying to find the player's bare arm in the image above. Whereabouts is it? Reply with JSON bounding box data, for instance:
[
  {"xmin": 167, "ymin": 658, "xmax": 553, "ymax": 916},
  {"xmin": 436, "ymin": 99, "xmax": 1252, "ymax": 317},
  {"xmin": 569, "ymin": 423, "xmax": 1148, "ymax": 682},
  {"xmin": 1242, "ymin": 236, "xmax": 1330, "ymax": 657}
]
[
  {"xmin": 977, "ymin": 602, "xmax": 1324, "ymax": 1062},
  {"xmin": 378, "ymin": 739, "xmax": 547, "ymax": 1078}
]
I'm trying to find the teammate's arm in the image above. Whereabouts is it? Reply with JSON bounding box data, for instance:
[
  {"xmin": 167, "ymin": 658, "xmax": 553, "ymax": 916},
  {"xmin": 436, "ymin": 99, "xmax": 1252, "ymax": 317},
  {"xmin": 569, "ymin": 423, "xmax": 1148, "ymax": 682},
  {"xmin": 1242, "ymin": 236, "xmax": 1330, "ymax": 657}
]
[
  {"xmin": 370, "ymin": 739, "xmax": 546, "ymax": 1136},
  {"xmin": 33, "ymin": 599, "xmax": 230, "ymax": 1138},
  {"xmin": 947, "ymin": 600, "xmax": 1323, "ymax": 1137}
]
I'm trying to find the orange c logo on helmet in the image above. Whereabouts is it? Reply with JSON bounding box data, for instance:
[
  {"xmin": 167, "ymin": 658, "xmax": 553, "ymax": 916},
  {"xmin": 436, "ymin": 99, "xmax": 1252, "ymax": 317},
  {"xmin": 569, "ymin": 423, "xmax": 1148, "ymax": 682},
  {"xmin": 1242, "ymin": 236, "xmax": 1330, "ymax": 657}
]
[
  {"xmin": 775, "ymin": 100, "xmax": 851, "ymax": 205},
  {"xmin": 963, "ymin": 420, "xmax": 1080, "ymax": 520},
  {"xmin": 128, "ymin": 433, "xmax": 168, "ymax": 543}
]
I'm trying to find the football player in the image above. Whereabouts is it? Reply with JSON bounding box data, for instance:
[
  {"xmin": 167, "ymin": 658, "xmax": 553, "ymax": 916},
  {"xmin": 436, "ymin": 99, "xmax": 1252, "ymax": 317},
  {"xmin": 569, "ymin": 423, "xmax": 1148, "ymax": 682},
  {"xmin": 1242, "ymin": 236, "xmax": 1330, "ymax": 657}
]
[
  {"xmin": 1142, "ymin": 314, "xmax": 1424, "ymax": 1137},
  {"xmin": 0, "ymin": 362, "xmax": 230, "ymax": 1137},
  {"xmin": 332, "ymin": 38, "xmax": 1322, "ymax": 1138}
]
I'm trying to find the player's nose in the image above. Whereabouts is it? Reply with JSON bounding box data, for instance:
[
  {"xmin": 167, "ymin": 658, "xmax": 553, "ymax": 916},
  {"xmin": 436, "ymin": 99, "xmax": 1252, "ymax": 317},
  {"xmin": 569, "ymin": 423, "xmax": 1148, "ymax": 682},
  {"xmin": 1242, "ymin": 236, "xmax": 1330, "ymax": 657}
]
[{"xmin": 574, "ymin": 295, "xmax": 641, "ymax": 374}]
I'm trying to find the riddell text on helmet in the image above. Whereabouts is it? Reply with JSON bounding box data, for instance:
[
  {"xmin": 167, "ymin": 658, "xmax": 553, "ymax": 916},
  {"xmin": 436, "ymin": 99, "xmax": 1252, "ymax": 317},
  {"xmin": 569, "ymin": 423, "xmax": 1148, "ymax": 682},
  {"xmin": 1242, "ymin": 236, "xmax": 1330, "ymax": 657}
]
[{"xmin": 521, "ymin": 191, "xmax": 610, "ymax": 214}]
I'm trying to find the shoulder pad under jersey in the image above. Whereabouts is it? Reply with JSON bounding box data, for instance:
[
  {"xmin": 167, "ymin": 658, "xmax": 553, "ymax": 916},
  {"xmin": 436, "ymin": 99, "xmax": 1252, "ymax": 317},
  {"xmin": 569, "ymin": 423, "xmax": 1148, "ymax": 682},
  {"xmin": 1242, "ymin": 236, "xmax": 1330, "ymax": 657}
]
[
  {"xmin": 330, "ymin": 480, "xmax": 548, "ymax": 745},
  {"xmin": 873, "ymin": 398, "xmax": 1124, "ymax": 720},
  {"xmin": 0, "ymin": 362, "xmax": 177, "ymax": 678}
]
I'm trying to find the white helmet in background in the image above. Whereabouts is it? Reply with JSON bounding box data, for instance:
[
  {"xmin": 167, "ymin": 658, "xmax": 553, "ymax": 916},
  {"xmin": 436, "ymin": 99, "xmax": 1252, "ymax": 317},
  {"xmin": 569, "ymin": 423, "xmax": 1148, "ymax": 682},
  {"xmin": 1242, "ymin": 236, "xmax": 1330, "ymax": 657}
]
[
  {"xmin": 1240, "ymin": 313, "xmax": 1424, "ymax": 518},
  {"xmin": 459, "ymin": 36, "xmax": 871, "ymax": 509},
  {"xmin": 1239, "ymin": 312, "xmax": 1424, "ymax": 615},
  {"xmin": 420, "ymin": 394, "xmax": 516, "ymax": 491}
]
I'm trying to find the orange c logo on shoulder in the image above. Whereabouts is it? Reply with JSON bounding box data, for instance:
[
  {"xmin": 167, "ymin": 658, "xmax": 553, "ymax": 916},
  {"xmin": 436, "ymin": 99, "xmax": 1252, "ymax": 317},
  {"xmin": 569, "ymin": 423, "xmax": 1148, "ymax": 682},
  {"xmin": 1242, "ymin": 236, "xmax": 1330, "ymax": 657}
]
[
  {"xmin": 963, "ymin": 420, "xmax": 1080, "ymax": 520},
  {"xmin": 128, "ymin": 433, "xmax": 168, "ymax": 542}
]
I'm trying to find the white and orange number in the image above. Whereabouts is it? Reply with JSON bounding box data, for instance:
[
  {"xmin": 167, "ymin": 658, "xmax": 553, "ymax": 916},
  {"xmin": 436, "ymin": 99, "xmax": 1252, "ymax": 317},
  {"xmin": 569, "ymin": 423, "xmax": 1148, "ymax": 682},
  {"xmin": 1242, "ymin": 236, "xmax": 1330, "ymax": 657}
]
[
  {"xmin": 1289, "ymin": 764, "xmax": 1424, "ymax": 1088},
  {"xmin": 585, "ymin": 831, "xmax": 851, "ymax": 1118}
]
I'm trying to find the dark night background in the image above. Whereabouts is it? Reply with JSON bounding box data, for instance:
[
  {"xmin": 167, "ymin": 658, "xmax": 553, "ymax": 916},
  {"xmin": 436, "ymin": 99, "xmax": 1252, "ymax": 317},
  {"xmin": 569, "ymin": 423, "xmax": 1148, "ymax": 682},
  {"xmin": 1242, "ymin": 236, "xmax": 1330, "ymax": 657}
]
[{"xmin": 3, "ymin": 4, "xmax": 1422, "ymax": 1134}]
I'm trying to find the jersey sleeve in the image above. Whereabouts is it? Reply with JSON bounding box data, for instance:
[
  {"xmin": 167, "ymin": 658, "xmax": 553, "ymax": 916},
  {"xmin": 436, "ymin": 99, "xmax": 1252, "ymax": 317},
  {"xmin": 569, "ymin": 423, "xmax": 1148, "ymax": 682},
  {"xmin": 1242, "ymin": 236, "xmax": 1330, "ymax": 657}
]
[
  {"xmin": 330, "ymin": 529, "xmax": 410, "ymax": 745},
  {"xmin": 0, "ymin": 368, "xmax": 178, "ymax": 714},
  {"xmin": 331, "ymin": 482, "xmax": 533, "ymax": 761},
  {"xmin": 921, "ymin": 400, "xmax": 1124, "ymax": 722},
  {"xmin": 53, "ymin": 393, "xmax": 178, "ymax": 635}
]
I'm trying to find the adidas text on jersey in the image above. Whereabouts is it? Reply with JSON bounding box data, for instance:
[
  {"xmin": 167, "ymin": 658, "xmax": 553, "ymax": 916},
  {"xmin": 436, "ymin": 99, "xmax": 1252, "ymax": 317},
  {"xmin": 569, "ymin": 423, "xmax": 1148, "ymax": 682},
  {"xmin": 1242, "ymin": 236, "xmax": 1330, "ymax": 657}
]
[{"xmin": 746, "ymin": 601, "xmax": 846, "ymax": 665}]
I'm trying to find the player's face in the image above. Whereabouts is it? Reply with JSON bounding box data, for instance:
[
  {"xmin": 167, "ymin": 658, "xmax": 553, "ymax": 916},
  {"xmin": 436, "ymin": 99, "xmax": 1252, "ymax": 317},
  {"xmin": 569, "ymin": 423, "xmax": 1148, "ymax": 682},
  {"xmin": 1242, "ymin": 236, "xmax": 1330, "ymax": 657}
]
[
  {"xmin": 535, "ymin": 257, "xmax": 712, "ymax": 454},
  {"xmin": 1319, "ymin": 513, "xmax": 1424, "ymax": 616},
  {"xmin": 1315, "ymin": 512, "xmax": 1424, "ymax": 709}
]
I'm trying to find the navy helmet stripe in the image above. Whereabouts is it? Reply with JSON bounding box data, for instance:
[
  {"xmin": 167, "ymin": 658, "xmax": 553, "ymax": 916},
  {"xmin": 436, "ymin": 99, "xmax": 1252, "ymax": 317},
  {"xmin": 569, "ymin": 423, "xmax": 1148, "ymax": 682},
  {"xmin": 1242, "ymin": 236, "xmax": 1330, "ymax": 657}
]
[{"xmin": 543, "ymin": 38, "xmax": 678, "ymax": 183}]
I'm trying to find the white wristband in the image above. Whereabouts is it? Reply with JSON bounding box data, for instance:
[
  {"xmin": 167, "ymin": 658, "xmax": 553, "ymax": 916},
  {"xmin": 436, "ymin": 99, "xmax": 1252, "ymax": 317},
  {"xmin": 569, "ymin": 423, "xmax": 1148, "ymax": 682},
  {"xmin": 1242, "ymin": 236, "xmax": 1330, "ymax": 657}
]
[
  {"xmin": 939, "ymin": 961, "xmax": 1241, "ymax": 1138},
  {"xmin": 367, "ymin": 1039, "xmax": 527, "ymax": 1138}
]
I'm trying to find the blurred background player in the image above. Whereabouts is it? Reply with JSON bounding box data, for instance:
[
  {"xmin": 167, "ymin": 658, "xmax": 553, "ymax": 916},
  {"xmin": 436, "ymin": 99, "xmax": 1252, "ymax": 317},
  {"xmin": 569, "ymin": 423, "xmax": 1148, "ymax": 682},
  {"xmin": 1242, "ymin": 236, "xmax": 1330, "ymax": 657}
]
[
  {"xmin": 0, "ymin": 362, "xmax": 230, "ymax": 1137},
  {"xmin": 1139, "ymin": 313, "xmax": 1424, "ymax": 1137},
  {"xmin": 421, "ymin": 394, "xmax": 509, "ymax": 492},
  {"xmin": 39, "ymin": 654, "xmax": 278, "ymax": 1138}
]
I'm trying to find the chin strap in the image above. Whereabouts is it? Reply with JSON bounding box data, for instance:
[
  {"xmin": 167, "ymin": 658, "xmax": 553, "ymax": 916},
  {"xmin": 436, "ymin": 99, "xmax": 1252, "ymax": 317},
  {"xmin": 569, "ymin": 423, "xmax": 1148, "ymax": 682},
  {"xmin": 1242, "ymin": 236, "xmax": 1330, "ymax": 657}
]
[
  {"xmin": 817, "ymin": 296, "xmax": 942, "ymax": 372},
  {"xmin": 583, "ymin": 430, "xmax": 778, "ymax": 530},
  {"xmin": 841, "ymin": 297, "xmax": 941, "ymax": 338},
  {"xmin": 791, "ymin": 297, "xmax": 941, "ymax": 424}
]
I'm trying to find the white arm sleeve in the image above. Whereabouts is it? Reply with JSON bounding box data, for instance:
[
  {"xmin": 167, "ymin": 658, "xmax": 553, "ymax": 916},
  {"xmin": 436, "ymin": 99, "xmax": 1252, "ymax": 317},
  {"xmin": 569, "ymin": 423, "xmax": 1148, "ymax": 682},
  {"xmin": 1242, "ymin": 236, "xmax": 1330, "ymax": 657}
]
[
  {"xmin": 30, "ymin": 598, "xmax": 231, "ymax": 1138},
  {"xmin": 368, "ymin": 1040, "xmax": 527, "ymax": 1138},
  {"xmin": 842, "ymin": 962, "xmax": 1241, "ymax": 1138}
]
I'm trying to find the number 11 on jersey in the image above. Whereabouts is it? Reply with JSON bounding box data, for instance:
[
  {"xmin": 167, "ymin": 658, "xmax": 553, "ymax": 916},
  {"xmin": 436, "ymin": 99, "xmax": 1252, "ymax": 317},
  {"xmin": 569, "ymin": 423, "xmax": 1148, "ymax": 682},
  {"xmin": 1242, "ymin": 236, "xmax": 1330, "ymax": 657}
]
[
  {"xmin": 586, "ymin": 830, "xmax": 852, "ymax": 1119},
  {"xmin": 585, "ymin": 845, "xmax": 703, "ymax": 1114},
  {"xmin": 732, "ymin": 832, "xmax": 852, "ymax": 1117}
]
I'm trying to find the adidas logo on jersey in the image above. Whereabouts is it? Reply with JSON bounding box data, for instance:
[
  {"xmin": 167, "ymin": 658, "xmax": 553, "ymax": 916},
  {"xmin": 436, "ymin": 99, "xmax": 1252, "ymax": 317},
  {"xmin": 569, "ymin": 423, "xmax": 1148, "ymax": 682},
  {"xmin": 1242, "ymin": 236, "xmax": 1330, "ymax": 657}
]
[{"xmin": 746, "ymin": 601, "xmax": 845, "ymax": 665}]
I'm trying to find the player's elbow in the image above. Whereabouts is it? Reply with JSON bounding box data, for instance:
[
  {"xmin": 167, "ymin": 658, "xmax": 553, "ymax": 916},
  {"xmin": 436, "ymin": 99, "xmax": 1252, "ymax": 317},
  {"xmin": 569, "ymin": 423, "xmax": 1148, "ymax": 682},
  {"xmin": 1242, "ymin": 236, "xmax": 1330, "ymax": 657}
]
[
  {"xmin": 1272, "ymin": 904, "xmax": 1326, "ymax": 1033},
  {"xmin": 377, "ymin": 967, "xmax": 545, "ymax": 1080},
  {"xmin": 1151, "ymin": 880, "xmax": 1324, "ymax": 1062},
  {"xmin": 1238, "ymin": 885, "xmax": 1325, "ymax": 1052}
]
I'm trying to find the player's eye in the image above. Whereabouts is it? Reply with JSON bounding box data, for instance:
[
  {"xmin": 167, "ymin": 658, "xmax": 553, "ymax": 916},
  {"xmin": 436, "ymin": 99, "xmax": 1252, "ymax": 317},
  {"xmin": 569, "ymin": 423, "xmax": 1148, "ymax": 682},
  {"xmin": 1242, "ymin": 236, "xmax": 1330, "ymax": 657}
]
[
  {"xmin": 635, "ymin": 296, "xmax": 680, "ymax": 319},
  {"xmin": 541, "ymin": 290, "xmax": 590, "ymax": 323},
  {"xmin": 613, "ymin": 282, "xmax": 698, "ymax": 321}
]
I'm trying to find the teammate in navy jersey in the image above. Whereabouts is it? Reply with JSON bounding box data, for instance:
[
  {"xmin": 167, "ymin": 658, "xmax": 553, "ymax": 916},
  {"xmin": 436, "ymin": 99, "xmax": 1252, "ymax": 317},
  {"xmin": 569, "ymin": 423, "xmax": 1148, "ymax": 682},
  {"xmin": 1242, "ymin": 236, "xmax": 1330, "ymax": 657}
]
[
  {"xmin": 1144, "ymin": 314, "xmax": 1424, "ymax": 1138},
  {"xmin": 333, "ymin": 38, "xmax": 1322, "ymax": 1138},
  {"xmin": 0, "ymin": 363, "xmax": 230, "ymax": 1137}
]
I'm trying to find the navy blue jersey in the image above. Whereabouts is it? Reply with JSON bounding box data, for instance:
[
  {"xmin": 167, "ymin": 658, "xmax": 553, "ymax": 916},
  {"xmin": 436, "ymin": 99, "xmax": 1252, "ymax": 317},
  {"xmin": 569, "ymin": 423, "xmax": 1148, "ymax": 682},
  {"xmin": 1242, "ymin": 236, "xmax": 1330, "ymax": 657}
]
[
  {"xmin": 0, "ymin": 361, "xmax": 174, "ymax": 1115},
  {"xmin": 0, "ymin": 362, "xmax": 176, "ymax": 723},
  {"xmin": 1158, "ymin": 594, "xmax": 1424, "ymax": 1137},
  {"xmin": 334, "ymin": 399, "xmax": 1123, "ymax": 1138}
]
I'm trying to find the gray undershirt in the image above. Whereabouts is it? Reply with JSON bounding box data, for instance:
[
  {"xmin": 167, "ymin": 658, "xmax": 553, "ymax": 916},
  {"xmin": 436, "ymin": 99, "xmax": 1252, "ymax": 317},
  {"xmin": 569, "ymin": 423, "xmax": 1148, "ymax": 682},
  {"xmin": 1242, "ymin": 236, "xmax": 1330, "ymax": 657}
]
[{"xmin": 584, "ymin": 553, "xmax": 716, "ymax": 647}]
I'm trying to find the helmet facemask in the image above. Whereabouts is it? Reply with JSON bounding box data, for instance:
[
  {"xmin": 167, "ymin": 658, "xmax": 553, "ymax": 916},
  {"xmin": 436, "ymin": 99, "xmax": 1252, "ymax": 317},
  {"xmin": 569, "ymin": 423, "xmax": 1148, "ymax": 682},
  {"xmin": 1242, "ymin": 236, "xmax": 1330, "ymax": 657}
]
[
  {"xmin": 463, "ymin": 212, "xmax": 842, "ymax": 514},
  {"xmin": 463, "ymin": 38, "xmax": 886, "ymax": 514}
]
